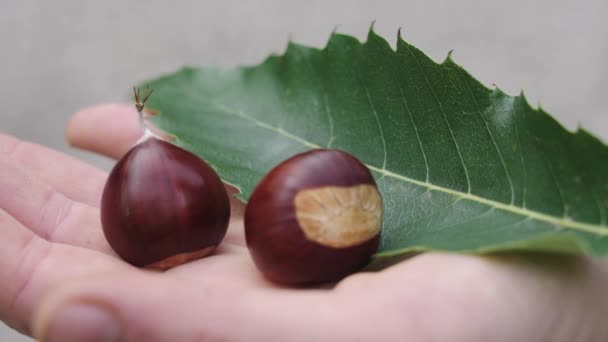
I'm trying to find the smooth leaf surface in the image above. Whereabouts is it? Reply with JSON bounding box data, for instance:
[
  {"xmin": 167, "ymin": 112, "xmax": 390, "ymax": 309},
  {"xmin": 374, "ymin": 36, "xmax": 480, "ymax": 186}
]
[{"xmin": 142, "ymin": 30, "xmax": 608, "ymax": 259}]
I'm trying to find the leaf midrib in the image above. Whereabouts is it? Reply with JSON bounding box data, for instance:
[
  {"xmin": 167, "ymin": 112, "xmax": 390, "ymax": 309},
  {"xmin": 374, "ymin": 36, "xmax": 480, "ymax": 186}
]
[{"xmin": 174, "ymin": 92, "xmax": 608, "ymax": 236}]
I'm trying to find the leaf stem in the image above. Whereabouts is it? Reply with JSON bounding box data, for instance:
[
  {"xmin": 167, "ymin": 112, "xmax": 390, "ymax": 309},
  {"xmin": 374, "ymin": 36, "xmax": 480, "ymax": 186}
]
[{"xmin": 133, "ymin": 86, "xmax": 160, "ymax": 141}]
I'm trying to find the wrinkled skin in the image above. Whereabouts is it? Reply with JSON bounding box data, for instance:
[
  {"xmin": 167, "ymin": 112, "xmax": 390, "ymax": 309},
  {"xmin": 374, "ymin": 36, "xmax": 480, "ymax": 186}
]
[{"xmin": 0, "ymin": 104, "xmax": 607, "ymax": 341}]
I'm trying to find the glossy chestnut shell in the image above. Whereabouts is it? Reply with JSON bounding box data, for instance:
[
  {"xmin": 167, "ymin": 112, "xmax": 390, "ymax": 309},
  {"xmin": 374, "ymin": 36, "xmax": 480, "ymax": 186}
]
[
  {"xmin": 101, "ymin": 137, "xmax": 230, "ymax": 269},
  {"xmin": 245, "ymin": 149, "xmax": 382, "ymax": 285}
]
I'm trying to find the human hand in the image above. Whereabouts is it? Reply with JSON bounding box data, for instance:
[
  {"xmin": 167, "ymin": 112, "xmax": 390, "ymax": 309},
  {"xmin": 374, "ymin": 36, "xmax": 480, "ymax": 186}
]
[{"xmin": 1, "ymin": 104, "xmax": 607, "ymax": 341}]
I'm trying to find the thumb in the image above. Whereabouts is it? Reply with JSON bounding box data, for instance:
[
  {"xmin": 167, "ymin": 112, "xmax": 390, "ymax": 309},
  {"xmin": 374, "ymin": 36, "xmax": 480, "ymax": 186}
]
[{"xmin": 32, "ymin": 272, "xmax": 360, "ymax": 342}]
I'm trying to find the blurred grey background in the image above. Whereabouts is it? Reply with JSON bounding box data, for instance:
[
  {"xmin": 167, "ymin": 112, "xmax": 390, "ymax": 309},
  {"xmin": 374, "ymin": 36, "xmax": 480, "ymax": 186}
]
[{"xmin": 1, "ymin": 0, "xmax": 607, "ymax": 340}]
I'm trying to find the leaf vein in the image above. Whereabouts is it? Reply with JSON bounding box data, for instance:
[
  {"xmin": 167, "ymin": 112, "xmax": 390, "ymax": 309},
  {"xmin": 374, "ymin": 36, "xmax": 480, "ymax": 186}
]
[
  {"xmin": 459, "ymin": 70, "xmax": 515, "ymax": 205},
  {"xmin": 363, "ymin": 86, "xmax": 388, "ymax": 169},
  {"xmin": 193, "ymin": 98, "xmax": 608, "ymax": 236},
  {"xmin": 399, "ymin": 86, "xmax": 430, "ymax": 182},
  {"xmin": 511, "ymin": 98, "xmax": 528, "ymax": 208},
  {"xmin": 300, "ymin": 52, "xmax": 336, "ymax": 148},
  {"xmin": 401, "ymin": 44, "xmax": 472, "ymax": 193}
]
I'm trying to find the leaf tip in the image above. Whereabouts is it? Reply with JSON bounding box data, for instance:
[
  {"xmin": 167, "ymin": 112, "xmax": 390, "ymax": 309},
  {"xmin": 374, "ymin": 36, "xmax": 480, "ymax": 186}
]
[
  {"xmin": 537, "ymin": 100, "xmax": 545, "ymax": 113},
  {"xmin": 490, "ymin": 84, "xmax": 507, "ymax": 96},
  {"xmin": 444, "ymin": 49, "xmax": 455, "ymax": 63},
  {"xmin": 517, "ymin": 89, "xmax": 536, "ymax": 112},
  {"xmin": 397, "ymin": 27, "xmax": 403, "ymax": 39},
  {"xmin": 518, "ymin": 89, "xmax": 528, "ymax": 102},
  {"xmin": 331, "ymin": 24, "xmax": 342, "ymax": 36},
  {"xmin": 325, "ymin": 24, "xmax": 344, "ymax": 50},
  {"xmin": 178, "ymin": 65, "xmax": 197, "ymax": 74},
  {"xmin": 367, "ymin": 20, "xmax": 378, "ymax": 40}
]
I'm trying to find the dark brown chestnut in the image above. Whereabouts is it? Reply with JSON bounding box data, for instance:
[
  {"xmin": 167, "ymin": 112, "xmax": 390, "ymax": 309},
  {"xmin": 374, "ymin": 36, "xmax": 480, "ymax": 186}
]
[
  {"xmin": 100, "ymin": 88, "xmax": 230, "ymax": 270},
  {"xmin": 245, "ymin": 149, "xmax": 382, "ymax": 285}
]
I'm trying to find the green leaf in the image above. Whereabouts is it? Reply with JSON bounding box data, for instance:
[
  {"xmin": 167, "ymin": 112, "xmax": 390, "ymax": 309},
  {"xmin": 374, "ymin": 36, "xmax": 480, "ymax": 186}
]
[{"xmin": 142, "ymin": 29, "xmax": 608, "ymax": 260}]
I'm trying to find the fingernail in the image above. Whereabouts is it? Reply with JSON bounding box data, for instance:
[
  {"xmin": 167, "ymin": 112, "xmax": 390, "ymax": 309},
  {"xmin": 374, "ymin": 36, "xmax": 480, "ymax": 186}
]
[{"xmin": 42, "ymin": 302, "xmax": 122, "ymax": 342}]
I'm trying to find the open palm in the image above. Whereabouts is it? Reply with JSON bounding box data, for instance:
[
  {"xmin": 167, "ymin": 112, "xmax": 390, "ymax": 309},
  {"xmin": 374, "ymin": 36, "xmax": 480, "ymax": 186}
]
[{"xmin": 1, "ymin": 104, "xmax": 607, "ymax": 342}]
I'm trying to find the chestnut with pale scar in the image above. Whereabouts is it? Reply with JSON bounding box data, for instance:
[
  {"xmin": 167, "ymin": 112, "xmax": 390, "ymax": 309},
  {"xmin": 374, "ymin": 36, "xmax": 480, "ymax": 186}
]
[
  {"xmin": 245, "ymin": 149, "xmax": 384, "ymax": 285},
  {"xmin": 294, "ymin": 185, "xmax": 382, "ymax": 248}
]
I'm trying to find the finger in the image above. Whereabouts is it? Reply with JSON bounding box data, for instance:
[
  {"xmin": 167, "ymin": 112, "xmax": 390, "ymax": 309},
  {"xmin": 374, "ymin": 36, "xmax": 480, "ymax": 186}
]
[
  {"xmin": 0, "ymin": 208, "xmax": 42, "ymax": 331},
  {"xmin": 340, "ymin": 253, "xmax": 608, "ymax": 341},
  {"xmin": 0, "ymin": 134, "xmax": 106, "ymax": 207},
  {"xmin": 0, "ymin": 209, "xmax": 128, "ymax": 334},
  {"xmin": 0, "ymin": 158, "xmax": 113, "ymax": 254},
  {"xmin": 223, "ymin": 205, "xmax": 246, "ymax": 246},
  {"xmin": 33, "ymin": 273, "xmax": 388, "ymax": 342},
  {"xmin": 167, "ymin": 245, "xmax": 275, "ymax": 289},
  {"xmin": 66, "ymin": 104, "xmax": 142, "ymax": 160}
]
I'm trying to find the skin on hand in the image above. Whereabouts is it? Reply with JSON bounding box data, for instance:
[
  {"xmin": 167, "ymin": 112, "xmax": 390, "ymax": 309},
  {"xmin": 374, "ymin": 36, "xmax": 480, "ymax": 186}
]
[{"xmin": 0, "ymin": 105, "xmax": 606, "ymax": 341}]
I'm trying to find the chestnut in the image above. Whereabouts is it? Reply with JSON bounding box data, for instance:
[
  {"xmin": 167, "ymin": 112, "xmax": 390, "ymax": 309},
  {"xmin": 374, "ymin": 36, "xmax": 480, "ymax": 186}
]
[
  {"xmin": 245, "ymin": 149, "xmax": 382, "ymax": 285},
  {"xmin": 100, "ymin": 88, "xmax": 230, "ymax": 270}
]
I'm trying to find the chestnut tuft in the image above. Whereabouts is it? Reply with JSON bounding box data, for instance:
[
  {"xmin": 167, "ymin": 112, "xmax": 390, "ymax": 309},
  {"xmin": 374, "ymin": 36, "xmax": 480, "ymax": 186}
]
[
  {"xmin": 245, "ymin": 149, "xmax": 383, "ymax": 285},
  {"xmin": 100, "ymin": 88, "xmax": 230, "ymax": 270}
]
